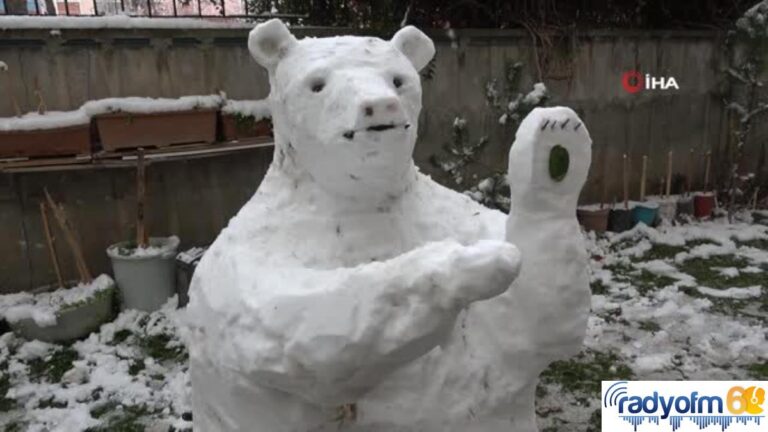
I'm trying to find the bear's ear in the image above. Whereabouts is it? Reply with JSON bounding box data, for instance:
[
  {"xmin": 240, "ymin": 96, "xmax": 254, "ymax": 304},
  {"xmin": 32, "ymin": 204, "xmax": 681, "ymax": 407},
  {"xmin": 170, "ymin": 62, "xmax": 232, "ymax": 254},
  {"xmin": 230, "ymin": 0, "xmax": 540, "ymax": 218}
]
[
  {"xmin": 391, "ymin": 26, "xmax": 435, "ymax": 71},
  {"xmin": 248, "ymin": 19, "xmax": 298, "ymax": 69}
]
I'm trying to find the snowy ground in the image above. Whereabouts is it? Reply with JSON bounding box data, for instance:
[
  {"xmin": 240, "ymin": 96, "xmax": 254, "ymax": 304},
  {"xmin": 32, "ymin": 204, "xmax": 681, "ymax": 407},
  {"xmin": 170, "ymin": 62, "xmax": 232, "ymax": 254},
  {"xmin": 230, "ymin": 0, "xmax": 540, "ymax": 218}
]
[{"xmin": 0, "ymin": 212, "xmax": 766, "ymax": 431}]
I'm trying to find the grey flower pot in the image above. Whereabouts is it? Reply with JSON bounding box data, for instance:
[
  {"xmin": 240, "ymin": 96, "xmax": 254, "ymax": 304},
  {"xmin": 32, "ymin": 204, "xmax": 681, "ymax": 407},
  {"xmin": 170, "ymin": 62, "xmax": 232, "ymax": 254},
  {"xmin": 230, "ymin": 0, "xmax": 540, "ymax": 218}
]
[
  {"xmin": 11, "ymin": 282, "xmax": 116, "ymax": 343},
  {"xmin": 107, "ymin": 236, "xmax": 179, "ymax": 312}
]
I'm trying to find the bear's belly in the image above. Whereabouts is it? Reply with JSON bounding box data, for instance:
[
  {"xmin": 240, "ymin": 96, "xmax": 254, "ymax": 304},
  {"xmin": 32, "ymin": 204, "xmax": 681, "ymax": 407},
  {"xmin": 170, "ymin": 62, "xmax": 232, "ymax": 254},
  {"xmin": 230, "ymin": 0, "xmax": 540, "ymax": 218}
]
[{"xmin": 191, "ymin": 298, "xmax": 542, "ymax": 432}]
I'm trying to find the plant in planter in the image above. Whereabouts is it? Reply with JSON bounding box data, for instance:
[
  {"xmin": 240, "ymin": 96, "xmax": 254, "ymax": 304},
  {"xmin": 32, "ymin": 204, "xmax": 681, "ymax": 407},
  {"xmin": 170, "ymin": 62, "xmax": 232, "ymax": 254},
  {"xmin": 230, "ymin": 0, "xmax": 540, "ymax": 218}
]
[
  {"xmin": 648, "ymin": 150, "xmax": 679, "ymax": 222},
  {"xmin": 107, "ymin": 149, "xmax": 179, "ymax": 312},
  {"xmin": 0, "ymin": 191, "xmax": 116, "ymax": 343},
  {"xmin": 220, "ymin": 98, "xmax": 273, "ymax": 141},
  {"xmin": 608, "ymin": 154, "xmax": 635, "ymax": 232},
  {"xmin": 631, "ymin": 155, "xmax": 660, "ymax": 226},
  {"xmin": 88, "ymin": 95, "xmax": 221, "ymax": 152},
  {"xmin": 693, "ymin": 150, "xmax": 717, "ymax": 218},
  {"xmin": 577, "ymin": 174, "xmax": 610, "ymax": 233},
  {"xmin": 0, "ymin": 71, "xmax": 91, "ymax": 159}
]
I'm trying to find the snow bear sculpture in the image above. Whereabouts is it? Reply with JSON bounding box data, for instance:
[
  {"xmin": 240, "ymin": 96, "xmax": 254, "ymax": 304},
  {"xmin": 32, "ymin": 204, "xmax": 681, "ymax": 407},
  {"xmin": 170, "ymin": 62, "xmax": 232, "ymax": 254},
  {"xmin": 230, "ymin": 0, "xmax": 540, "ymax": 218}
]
[{"xmin": 184, "ymin": 19, "xmax": 592, "ymax": 432}]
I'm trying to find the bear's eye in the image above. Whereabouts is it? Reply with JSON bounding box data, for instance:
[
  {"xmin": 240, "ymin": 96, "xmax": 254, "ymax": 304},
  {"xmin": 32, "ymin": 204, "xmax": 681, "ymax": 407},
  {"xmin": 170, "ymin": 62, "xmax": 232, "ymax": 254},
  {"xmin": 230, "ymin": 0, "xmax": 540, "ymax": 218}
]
[
  {"xmin": 310, "ymin": 79, "xmax": 325, "ymax": 93},
  {"xmin": 393, "ymin": 76, "xmax": 403, "ymax": 89}
]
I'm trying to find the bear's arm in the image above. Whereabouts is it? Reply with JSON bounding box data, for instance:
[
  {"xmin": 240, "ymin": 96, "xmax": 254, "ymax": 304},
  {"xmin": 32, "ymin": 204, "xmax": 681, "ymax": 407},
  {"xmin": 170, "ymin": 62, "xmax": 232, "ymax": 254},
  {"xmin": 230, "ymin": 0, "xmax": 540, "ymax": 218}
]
[{"xmin": 187, "ymin": 238, "xmax": 519, "ymax": 407}]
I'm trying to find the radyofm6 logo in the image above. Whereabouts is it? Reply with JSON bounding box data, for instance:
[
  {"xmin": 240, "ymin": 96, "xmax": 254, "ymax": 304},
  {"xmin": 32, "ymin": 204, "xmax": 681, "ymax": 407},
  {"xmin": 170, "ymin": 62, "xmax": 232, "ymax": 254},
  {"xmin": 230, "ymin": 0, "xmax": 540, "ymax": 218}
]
[{"xmin": 602, "ymin": 381, "xmax": 767, "ymax": 431}]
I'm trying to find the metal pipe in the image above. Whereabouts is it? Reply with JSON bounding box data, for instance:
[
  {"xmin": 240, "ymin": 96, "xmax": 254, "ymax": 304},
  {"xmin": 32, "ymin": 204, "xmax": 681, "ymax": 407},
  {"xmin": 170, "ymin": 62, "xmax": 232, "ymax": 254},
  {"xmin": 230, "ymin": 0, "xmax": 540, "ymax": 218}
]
[
  {"xmin": 64, "ymin": 0, "xmax": 70, "ymax": 15},
  {"xmin": 92, "ymin": 0, "xmax": 98, "ymax": 15},
  {"xmin": 197, "ymin": 0, "xmax": 201, "ymax": 17},
  {"xmin": 146, "ymin": 0, "xmax": 151, "ymax": 16},
  {"xmin": 219, "ymin": 0, "xmax": 224, "ymax": 16},
  {"xmin": 171, "ymin": 0, "xmax": 176, "ymax": 16}
]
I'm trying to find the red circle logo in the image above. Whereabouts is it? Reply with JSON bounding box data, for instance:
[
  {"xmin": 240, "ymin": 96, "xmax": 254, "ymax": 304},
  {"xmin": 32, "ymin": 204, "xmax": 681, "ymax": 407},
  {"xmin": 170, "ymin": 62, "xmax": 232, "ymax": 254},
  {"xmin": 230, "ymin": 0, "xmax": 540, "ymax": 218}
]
[{"xmin": 622, "ymin": 70, "xmax": 644, "ymax": 94}]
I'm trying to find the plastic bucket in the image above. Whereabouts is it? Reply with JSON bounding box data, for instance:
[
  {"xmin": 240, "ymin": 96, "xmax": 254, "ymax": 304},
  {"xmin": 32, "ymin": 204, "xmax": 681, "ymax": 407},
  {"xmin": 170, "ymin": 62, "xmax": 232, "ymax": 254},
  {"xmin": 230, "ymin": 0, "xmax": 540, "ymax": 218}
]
[
  {"xmin": 657, "ymin": 201, "xmax": 677, "ymax": 222},
  {"xmin": 632, "ymin": 203, "xmax": 659, "ymax": 226},
  {"xmin": 577, "ymin": 208, "xmax": 610, "ymax": 233},
  {"xmin": 693, "ymin": 193, "xmax": 715, "ymax": 219},
  {"xmin": 676, "ymin": 196, "xmax": 694, "ymax": 217},
  {"xmin": 608, "ymin": 208, "xmax": 635, "ymax": 233},
  {"xmin": 107, "ymin": 236, "xmax": 179, "ymax": 312}
]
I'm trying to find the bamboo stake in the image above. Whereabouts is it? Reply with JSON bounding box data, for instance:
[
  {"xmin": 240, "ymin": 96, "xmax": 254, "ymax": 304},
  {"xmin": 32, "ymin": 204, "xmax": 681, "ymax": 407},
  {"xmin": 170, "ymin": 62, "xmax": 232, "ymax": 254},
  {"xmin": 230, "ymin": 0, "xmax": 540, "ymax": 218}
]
[
  {"xmin": 622, "ymin": 154, "xmax": 629, "ymax": 210},
  {"xmin": 704, "ymin": 150, "xmax": 712, "ymax": 191},
  {"xmin": 136, "ymin": 148, "xmax": 148, "ymax": 248},
  {"xmin": 40, "ymin": 201, "xmax": 64, "ymax": 288},
  {"xmin": 640, "ymin": 155, "xmax": 648, "ymax": 201},
  {"xmin": 754, "ymin": 187, "xmax": 761, "ymax": 210},
  {"xmin": 0, "ymin": 63, "xmax": 22, "ymax": 117},
  {"xmin": 44, "ymin": 189, "xmax": 92, "ymax": 284},
  {"xmin": 687, "ymin": 148, "xmax": 694, "ymax": 193},
  {"xmin": 600, "ymin": 174, "xmax": 607, "ymax": 210},
  {"xmin": 658, "ymin": 177, "xmax": 664, "ymax": 197},
  {"xmin": 665, "ymin": 150, "xmax": 673, "ymax": 198},
  {"xmin": 33, "ymin": 78, "xmax": 47, "ymax": 115}
]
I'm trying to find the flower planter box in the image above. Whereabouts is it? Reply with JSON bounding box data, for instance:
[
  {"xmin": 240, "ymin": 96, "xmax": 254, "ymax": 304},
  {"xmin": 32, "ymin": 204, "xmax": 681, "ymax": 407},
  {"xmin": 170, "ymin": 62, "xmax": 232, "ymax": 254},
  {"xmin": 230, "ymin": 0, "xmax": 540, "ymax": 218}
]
[
  {"xmin": 577, "ymin": 207, "xmax": 610, "ymax": 233},
  {"xmin": 221, "ymin": 114, "xmax": 272, "ymax": 141},
  {"xmin": 2, "ymin": 275, "xmax": 116, "ymax": 343},
  {"xmin": 96, "ymin": 109, "xmax": 217, "ymax": 151},
  {"xmin": 0, "ymin": 124, "xmax": 91, "ymax": 158},
  {"xmin": 693, "ymin": 192, "xmax": 716, "ymax": 219}
]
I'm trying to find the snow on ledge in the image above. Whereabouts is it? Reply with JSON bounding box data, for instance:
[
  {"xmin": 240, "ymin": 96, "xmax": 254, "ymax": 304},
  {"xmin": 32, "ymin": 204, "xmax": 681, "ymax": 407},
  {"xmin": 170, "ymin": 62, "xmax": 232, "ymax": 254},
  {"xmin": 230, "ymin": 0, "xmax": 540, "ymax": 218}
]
[
  {"xmin": 221, "ymin": 99, "xmax": 270, "ymax": 119},
  {"xmin": 0, "ymin": 15, "xmax": 254, "ymax": 31},
  {"xmin": 0, "ymin": 94, "xmax": 222, "ymax": 132}
]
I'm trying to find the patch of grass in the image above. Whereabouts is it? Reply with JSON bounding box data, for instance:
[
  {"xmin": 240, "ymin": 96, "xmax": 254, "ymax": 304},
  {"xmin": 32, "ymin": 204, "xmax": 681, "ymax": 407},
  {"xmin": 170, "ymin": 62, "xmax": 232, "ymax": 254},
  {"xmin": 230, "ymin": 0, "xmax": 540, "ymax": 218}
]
[
  {"xmin": 37, "ymin": 397, "xmax": 67, "ymax": 409},
  {"xmin": 747, "ymin": 362, "xmax": 768, "ymax": 380},
  {"xmin": 3, "ymin": 421, "xmax": 25, "ymax": 432},
  {"xmin": 85, "ymin": 404, "xmax": 150, "ymax": 432},
  {"xmin": 28, "ymin": 346, "xmax": 78, "ymax": 383},
  {"xmin": 632, "ymin": 271, "xmax": 677, "ymax": 296},
  {"xmin": 644, "ymin": 243, "xmax": 686, "ymax": 261},
  {"xmin": 128, "ymin": 359, "xmax": 144, "ymax": 376},
  {"xmin": 590, "ymin": 280, "xmax": 608, "ymax": 295},
  {"xmin": 139, "ymin": 334, "xmax": 186, "ymax": 362},
  {"xmin": 735, "ymin": 237, "xmax": 768, "ymax": 250},
  {"xmin": 540, "ymin": 349, "xmax": 633, "ymax": 398},
  {"xmin": 604, "ymin": 262, "xmax": 634, "ymax": 278},
  {"xmin": 111, "ymin": 329, "xmax": 133, "ymax": 346},
  {"xmin": 678, "ymin": 255, "xmax": 758, "ymax": 289},
  {"xmin": 0, "ymin": 365, "xmax": 15, "ymax": 412},
  {"xmin": 638, "ymin": 320, "xmax": 661, "ymax": 332}
]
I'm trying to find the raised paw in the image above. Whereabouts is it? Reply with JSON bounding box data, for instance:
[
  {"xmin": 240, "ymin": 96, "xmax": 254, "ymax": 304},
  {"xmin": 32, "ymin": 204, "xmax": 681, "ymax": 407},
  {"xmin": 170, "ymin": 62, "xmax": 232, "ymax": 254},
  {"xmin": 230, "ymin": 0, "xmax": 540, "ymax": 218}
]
[{"xmin": 507, "ymin": 107, "xmax": 592, "ymax": 212}]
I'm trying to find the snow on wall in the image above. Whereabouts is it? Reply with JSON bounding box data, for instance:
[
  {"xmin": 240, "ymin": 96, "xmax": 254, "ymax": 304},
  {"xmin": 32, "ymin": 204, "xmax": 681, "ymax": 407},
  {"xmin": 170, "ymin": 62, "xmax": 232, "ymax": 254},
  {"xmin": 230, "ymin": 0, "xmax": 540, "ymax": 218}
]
[
  {"xmin": 0, "ymin": 16, "xmax": 252, "ymax": 30},
  {"xmin": 0, "ymin": 95, "xmax": 222, "ymax": 131}
]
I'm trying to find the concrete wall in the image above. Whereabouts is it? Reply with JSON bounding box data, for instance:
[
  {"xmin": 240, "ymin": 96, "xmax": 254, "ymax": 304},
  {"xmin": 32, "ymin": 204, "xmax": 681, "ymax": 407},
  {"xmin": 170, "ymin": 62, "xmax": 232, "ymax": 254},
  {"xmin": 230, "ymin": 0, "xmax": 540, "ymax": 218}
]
[{"xmin": 0, "ymin": 25, "xmax": 757, "ymax": 293}]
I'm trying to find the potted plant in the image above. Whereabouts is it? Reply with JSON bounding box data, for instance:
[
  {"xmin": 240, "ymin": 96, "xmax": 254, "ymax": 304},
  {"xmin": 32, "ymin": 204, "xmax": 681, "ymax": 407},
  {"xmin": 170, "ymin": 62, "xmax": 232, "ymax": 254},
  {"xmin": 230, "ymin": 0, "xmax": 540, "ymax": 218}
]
[
  {"xmin": 608, "ymin": 154, "xmax": 635, "ymax": 232},
  {"xmin": 0, "ymin": 192, "xmax": 115, "ymax": 343},
  {"xmin": 631, "ymin": 155, "xmax": 659, "ymax": 226},
  {"xmin": 650, "ymin": 150, "xmax": 679, "ymax": 222},
  {"xmin": 0, "ymin": 72, "xmax": 91, "ymax": 159},
  {"xmin": 90, "ymin": 95, "xmax": 220, "ymax": 152},
  {"xmin": 107, "ymin": 149, "xmax": 179, "ymax": 312},
  {"xmin": 577, "ymin": 175, "xmax": 610, "ymax": 233},
  {"xmin": 220, "ymin": 99, "xmax": 272, "ymax": 141},
  {"xmin": 676, "ymin": 148, "xmax": 695, "ymax": 218},
  {"xmin": 693, "ymin": 151, "xmax": 716, "ymax": 218}
]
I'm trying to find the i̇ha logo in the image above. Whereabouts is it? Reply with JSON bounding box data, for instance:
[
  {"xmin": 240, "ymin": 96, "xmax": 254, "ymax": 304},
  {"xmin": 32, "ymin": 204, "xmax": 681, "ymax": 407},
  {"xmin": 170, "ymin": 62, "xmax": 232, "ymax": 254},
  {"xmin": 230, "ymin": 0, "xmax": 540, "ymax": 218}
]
[{"xmin": 622, "ymin": 70, "xmax": 680, "ymax": 93}]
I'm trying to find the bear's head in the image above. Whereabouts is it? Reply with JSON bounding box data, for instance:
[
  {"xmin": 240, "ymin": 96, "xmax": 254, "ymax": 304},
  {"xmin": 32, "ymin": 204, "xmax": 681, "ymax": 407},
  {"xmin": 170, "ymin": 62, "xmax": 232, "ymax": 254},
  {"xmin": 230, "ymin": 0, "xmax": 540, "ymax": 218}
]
[{"xmin": 248, "ymin": 20, "xmax": 435, "ymax": 203}]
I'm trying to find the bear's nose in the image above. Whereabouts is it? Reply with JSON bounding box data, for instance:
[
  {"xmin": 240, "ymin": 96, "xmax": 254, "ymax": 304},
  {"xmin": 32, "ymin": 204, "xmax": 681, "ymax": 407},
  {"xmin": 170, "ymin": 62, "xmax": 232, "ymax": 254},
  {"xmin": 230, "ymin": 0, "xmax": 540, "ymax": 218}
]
[{"xmin": 361, "ymin": 96, "xmax": 401, "ymax": 118}]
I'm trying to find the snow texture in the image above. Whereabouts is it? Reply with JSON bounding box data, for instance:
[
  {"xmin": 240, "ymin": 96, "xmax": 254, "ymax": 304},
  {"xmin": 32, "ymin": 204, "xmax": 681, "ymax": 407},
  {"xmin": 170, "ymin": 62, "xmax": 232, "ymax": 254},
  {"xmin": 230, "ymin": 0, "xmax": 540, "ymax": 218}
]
[
  {"xmin": 0, "ymin": 96, "xmax": 221, "ymax": 131},
  {"xmin": 221, "ymin": 99, "xmax": 271, "ymax": 120},
  {"xmin": 0, "ymin": 16, "xmax": 252, "ymax": 30},
  {"xmin": 106, "ymin": 236, "xmax": 180, "ymax": 259},
  {"xmin": 0, "ymin": 275, "xmax": 113, "ymax": 327},
  {"xmin": 183, "ymin": 19, "xmax": 592, "ymax": 432}
]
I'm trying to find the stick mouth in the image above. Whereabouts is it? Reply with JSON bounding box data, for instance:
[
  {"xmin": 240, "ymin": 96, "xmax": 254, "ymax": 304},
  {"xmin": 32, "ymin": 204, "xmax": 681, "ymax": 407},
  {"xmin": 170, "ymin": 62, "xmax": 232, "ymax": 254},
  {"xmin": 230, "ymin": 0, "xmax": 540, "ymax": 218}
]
[{"xmin": 343, "ymin": 123, "xmax": 411, "ymax": 140}]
